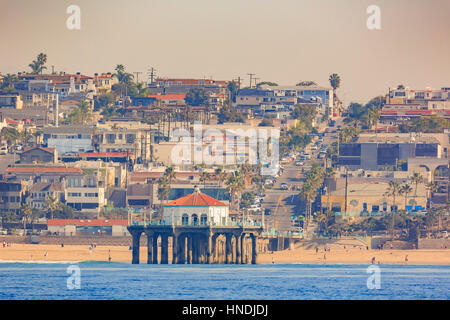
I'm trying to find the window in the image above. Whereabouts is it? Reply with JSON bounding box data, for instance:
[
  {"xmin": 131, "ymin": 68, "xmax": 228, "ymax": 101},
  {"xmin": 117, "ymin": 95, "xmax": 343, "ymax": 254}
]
[
  {"xmin": 126, "ymin": 134, "xmax": 136, "ymax": 144},
  {"xmin": 182, "ymin": 214, "xmax": 189, "ymax": 225},
  {"xmin": 200, "ymin": 214, "xmax": 208, "ymax": 225},
  {"xmin": 377, "ymin": 144, "xmax": 399, "ymax": 165},
  {"xmin": 191, "ymin": 214, "xmax": 199, "ymax": 225}
]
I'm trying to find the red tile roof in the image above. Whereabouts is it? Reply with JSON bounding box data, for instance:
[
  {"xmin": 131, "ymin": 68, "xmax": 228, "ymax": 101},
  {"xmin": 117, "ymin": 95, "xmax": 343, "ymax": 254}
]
[
  {"xmin": 48, "ymin": 219, "xmax": 127, "ymax": 226},
  {"xmin": 5, "ymin": 167, "xmax": 82, "ymax": 174},
  {"xmin": 148, "ymin": 94, "xmax": 186, "ymax": 100},
  {"xmin": 164, "ymin": 192, "xmax": 227, "ymax": 207}
]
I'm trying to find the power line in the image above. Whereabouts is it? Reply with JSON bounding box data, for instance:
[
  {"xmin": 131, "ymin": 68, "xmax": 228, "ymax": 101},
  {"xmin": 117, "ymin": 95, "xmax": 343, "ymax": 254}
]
[
  {"xmin": 247, "ymin": 73, "xmax": 255, "ymax": 88},
  {"xmin": 133, "ymin": 71, "xmax": 142, "ymax": 84},
  {"xmin": 148, "ymin": 67, "xmax": 156, "ymax": 85}
]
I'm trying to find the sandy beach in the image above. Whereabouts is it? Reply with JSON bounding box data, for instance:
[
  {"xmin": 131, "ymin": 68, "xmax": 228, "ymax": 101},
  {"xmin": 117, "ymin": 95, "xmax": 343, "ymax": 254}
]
[
  {"xmin": 0, "ymin": 243, "xmax": 449, "ymax": 265},
  {"xmin": 257, "ymin": 248, "xmax": 450, "ymax": 265}
]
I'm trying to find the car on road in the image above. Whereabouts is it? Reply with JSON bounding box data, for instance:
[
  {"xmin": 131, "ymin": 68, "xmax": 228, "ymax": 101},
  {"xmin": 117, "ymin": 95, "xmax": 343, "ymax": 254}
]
[
  {"xmin": 264, "ymin": 208, "xmax": 272, "ymax": 215},
  {"xmin": 304, "ymin": 153, "xmax": 311, "ymax": 160},
  {"xmin": 310, "ymin": 145, "xmax": 318, "ymax": 150},
  {"xmin": 280, "ymin": 182, "xmax": 289, "ymax": 190},
  {"xmin": 14, "ymin": 144, "xmax": 23, "ymax": 151},
  {"xmin": 295, "ymin": 161, "xmax": 304, "ymax": 166},
  {"xmin": 247, "ymin": 204, "xmax": 261, "ymax": 213},
  {"xmin": 0, "ymin": 146, "xmax": 7, "ymax": 155}
]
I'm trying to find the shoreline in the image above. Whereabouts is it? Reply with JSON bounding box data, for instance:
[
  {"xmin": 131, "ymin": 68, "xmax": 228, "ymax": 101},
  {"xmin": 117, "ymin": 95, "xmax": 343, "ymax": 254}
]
[{"xmin": 0, "ymin": 243, "xmax": 449, "ymax": 265}]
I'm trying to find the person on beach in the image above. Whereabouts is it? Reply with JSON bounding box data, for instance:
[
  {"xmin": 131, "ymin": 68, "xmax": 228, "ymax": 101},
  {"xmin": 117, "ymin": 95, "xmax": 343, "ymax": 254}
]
[
  {"xmin": 315, "ymin": 247, "xmax": 318, "ymax": 254},
  {"xmin": 44, "ymin": 252, "xmax": 48, "ymax": 258},
  {"xmin": 371, "ymin": 257, "xmax": 376, "ymax": 264},
  {"xmin": 405, "ymin": 255, "xmax": 408, "ymax": 264},
  {"xmin": 272, "ymin": 257, "xmax": 275, "ymax": 264}
]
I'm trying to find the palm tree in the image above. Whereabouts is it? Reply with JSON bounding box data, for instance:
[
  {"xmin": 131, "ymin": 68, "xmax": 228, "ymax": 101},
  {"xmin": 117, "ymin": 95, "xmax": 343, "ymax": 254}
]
[
  {"xmin": 20, "ymin": 203, "xmax": 33, "ymax": 236},
  {"xmin": 157, "ymin": 166, "xmax": 176, "ymax": 208},
  {"xmin": 409, "ymin": 172, "xmax": 424, "ymax": 205},
  {"xmin": 164, "ymin": 166, "xmax": 176, "ymax": 186},
  {"xmin": 300, "ymin": 181, "xmax": 316, "ymax": 233},
  {"xmin": 368, "ymin": 107, "xmax": 381, "ymax": 136},
  {"xmin": 66, "ymin": 100, "xmax": 93, "ymax": 125},
  {"xmin": 157, "ymin": 177, "xmax": 170, "ymax": 208},
  {"xmin": 214, "ymin": 168, "xmax": 226, "ymax": 199},
  {"xmin": 200, "ymin": 171, "xmax": 211, "ymax": 189},
  {"xmin": 28, "ymin": 53, "xmax": 47, "ymax": 74},
  {"xmin": 425, "ymin": 181, "xmax": 438, "ymax": 209},
  {"xmin": 329, "ymin": 73, "xmax": 341, "ymax": 92},
  {"xmin": 384, "ymin": 181, "xmax": 401, "ymax": 239},
  {"xmin": 226, "ymin": 171, "xmax": 244, "ymax": 211},
  {"xmin": 1, "ymin": 73, "xmax": 18, "ymax": 90},
  {"xmin": 46, "ymin": 195, "xmax": 61, "ymax": 220},
  {"xmin": 114, "ymin": 64, "xmax": 133, "ymax": 84},
  {"xmin": 400, "ymin": 184, "xmax": 413, "ymax": 211}
]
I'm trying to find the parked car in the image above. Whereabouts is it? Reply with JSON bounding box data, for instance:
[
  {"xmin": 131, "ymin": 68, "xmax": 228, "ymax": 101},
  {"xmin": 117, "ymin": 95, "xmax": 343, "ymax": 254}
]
[
  {"xmin": 439, "ymin": 231, "xmax": 448, "ymax": 238},
  {"xmin": 248, "ymin": 204, "xmax": 261, "ymax": 213},
  {"xmin": 280, "ymin": 182, "xmax": 289, "ymax": 190},
  {"xmin": 295, "ymin": 161, "xmax": 304, "ymax": 166},
  {"xmin": 264, "ymin": 208, "xmax": 273, "ymax": 215},
  {"xmin": 0, "ymin": 145, "xmax": 7, "ymax": 155}
]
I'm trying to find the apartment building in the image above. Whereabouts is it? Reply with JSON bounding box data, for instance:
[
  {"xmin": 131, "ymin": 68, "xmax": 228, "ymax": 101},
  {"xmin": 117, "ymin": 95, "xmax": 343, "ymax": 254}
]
[
  {"xmin": 321, "ymin": 175, "xmax": 428, "ymax": 216},
  {"xmin": 149, "ymin": 78, "xmax": 229, "ymax": 95},
  {"xmin": 43, "ymin": 125, "xmax": 95, "ymax": 154},
  {"xmin": 0, "ymin": 92, "xmax": 23, "ymax": 109},
  {"xmin": 94, "ymin": 127, "xmax": 152, "ymax": 162},
  {"xmin": 26, "ymin": 181, "xmax": 64, "ymax": 210},
  {"xmin": 338, "ymin": 134, "xmax": 445, "ymax": 170},
  {"xmin": 388, "ymin": 87, "xmax": 450, "ymax": 106},
  {"xmin": 234, "ymin": 84, "xmax": 333, "ymax": 116},
  {"xmin": 65, "ymin": 186, "xmax": 106, "ymax": 215},
  {"xmin": 0, "ymin": 180, "xmax": 28, "ymax": 214}
]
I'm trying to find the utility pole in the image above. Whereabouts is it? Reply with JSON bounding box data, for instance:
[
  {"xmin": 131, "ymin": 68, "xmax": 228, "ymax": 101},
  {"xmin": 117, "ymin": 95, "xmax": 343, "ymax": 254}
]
[
  {"xmin": 254, "ymin": 77, "xmax": 260, "ymax": 88},
  {"xmin": 148, "ymin": 67, "xmax": 156, "ymax": 85},
  {"xmin": 133, "ymin": 71, "xmax": 142, "ymax": 84},
  {"xmin": 247, "ymin": 73, "xmax": 255, "ymax": 88}
]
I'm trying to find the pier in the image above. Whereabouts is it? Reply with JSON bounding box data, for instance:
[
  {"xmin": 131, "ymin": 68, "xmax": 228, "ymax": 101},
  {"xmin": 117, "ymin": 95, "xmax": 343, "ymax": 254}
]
[{"xmin": 127, "ymin": 223, "xmax": 263, "ymax": 264}]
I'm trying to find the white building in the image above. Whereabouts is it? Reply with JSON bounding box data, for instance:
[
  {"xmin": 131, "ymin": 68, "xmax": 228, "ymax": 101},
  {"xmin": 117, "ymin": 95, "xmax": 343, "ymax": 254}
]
[{"xmin": 163, "ymin": 188, "xmax": 229, "ymax": 225}]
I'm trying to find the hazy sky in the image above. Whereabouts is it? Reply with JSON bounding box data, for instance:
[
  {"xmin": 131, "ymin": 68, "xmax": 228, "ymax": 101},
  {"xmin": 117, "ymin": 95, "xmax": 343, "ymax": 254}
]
[{"xmin": 0, "ymin": 0, "xmax": 449, "ymax": 104}]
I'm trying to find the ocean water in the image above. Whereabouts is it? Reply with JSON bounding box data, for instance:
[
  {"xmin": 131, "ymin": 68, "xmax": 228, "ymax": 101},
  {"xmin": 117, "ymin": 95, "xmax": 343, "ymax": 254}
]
[{"xmin": 0, "ymin": 262, "xmax": 448, "ymax": 300}]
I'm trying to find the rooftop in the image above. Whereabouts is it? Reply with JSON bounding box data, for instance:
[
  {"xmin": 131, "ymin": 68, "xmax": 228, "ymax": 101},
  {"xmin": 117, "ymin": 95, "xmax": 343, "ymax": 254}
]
[
  {"xmin": 29, "ymin": 181, "xmax": 64, "ymax": 193},
  {"xmin": 356, "ymin": 134, "xmax": 440, "ymax": 144},
  {"xmin": 164, "ymin": 191, "xmax": 227, "ymax": 207},
  {"xmin": 6, "ymin": 167, "xmax": 83, "ymax": 174},
  {"xmin": 47, "ymin": 219, "xmax": 127, "ymax": 226}
]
